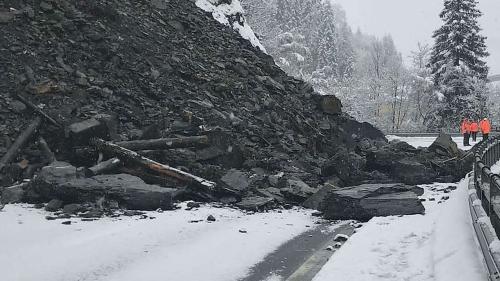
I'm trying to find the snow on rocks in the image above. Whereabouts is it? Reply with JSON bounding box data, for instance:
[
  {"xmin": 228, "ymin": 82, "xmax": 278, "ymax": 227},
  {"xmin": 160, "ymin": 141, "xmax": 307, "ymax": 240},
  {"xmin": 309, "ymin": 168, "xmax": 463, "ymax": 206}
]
[
  {"xmin": 0, "ymin": 204, "xmax": 316, "ymax": 281},
  {"xmin": 195, "ymin": 0, "xmax": 266, "ymax": 52},
  {"xmin": 333, "ymin": 234, "xmax": 349, "ymax": 242},
  {"xmin": 312, "ymin": 179, "xmax": 487, "ymax": 281}
]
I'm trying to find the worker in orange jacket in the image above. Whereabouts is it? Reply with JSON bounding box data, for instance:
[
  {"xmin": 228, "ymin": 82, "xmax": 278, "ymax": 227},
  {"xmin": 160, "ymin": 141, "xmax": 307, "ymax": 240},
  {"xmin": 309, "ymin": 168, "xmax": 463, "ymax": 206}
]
[
  {"xmin": 479, "ymin": 118, "xmax": 492, "ymax": 140},
  {"xmin": 461, "ymin": 118, "xmax": 471, "ymax": 146},
  {"xmin": 470, "ymin": 120, "xmax": 479, "ymax": 142}
]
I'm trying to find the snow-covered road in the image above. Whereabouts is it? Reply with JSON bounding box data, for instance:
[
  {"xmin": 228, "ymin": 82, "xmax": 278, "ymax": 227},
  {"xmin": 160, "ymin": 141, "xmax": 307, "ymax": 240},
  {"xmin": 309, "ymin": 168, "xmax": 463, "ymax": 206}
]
[
  {"xmin": 0, "ymin": 204, "xmax": 316, "ymax": 281},
  {"xmin": 313, "ymin": 180, "xmax": 487, "ymax": 281}
]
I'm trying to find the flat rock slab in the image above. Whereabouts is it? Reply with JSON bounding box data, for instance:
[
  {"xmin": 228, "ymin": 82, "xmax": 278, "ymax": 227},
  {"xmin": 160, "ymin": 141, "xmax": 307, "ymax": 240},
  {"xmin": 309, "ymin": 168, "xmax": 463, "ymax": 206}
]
[
  {"xmin": 308, "ymin": 183, "xmax": 424, "ymax": 221},
  {"xmin": 29, "ymin": 162, "xmax": 175, "ymax": 210}
]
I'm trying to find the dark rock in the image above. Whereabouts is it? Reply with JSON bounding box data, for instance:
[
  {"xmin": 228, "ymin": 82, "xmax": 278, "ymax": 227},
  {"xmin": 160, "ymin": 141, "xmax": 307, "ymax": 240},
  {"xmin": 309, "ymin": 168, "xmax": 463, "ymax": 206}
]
[
  {"xmin": 0, "ymin": 11, "xmax": 14, "ymax": 24},
  {"xmin": 33, "ymin": 203, "xmax": 45, "ymax": 209},
  {"xmin": 316, "ymin": 94, "xmax": 342, "ymax": 115},
  {"xmin": 280, "ymin": 179, "xmax": 316, "ymax": 203},
  {"xmin": 428, "ymin": 133, "xmax": 460, "ymax": 157},
  {"xmin": 220, "ymin": 169, "xmax": 249, "ymax": 193},
  {"xmin": 302, "ymin": 184, "xmax": 337, "ymax": 210},
  {"xmin": 268, "ymin": 172, "xmax": 284, "ymax": 187},
  {"xmin": 63, "ymin": 204, "xmax": 84, "ymax": 214},
  {"xmin": 236, "ymin": 196, "xmax": 275, "ymax": 211},
  {"xmin": 333, "ymin": 234, "xmax": 349, "ymax": 242},
  {"xmin": 30, "ymin": 163, "xmax": 176, "ymax": 210},
  {"xmin": 79, "ymin": 209, "xmax": 103, "ymax": 218},
  {"xmin": 321, "ymin": 148, "xmax": 366, "ymax": 185},
  {"xmin": 40, "ymin": 2, "xmax": 54, "ymax": 12},
  {"xmin": 9, "ymin": 100, "xmax": 27, "ymax": 113},
  {"xmin": 187, "ymin": 202, "xmax": 201, "ymax": 208},
  {"xmin": 311, "ymin": 211, "xmax": 323, "ymax": 217},
  {"xmin": 316, "ymin": 183, "xmax": 425, "ymax": 221},
  {"xmin": 0, "ymin": 184, "xmax": 25, "ymax": 204},
  {"xmin": 61, "ymin": 221, "xmax": 72, "ymax": 225},
  {"xmin": 45, "ymin": 199, "xmax": 63, "ymax": 211},
  {"xmin": 207, "ymin": 215, "xmax": 216, "ymax": 221},
  {"xmin": 391, "ymin": 159, "xmax": 434, "ymax": 185},
  {"xmin": 68, "ymin": 118, "xmax": 109, "ymax": 145}
]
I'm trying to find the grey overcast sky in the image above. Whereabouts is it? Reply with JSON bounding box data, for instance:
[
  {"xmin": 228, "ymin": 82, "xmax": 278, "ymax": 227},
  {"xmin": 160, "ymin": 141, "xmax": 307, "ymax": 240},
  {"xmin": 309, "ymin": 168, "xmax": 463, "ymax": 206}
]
[{"xmin": 332, "ymin": 0, "xmax": 500, "ymax": 75}]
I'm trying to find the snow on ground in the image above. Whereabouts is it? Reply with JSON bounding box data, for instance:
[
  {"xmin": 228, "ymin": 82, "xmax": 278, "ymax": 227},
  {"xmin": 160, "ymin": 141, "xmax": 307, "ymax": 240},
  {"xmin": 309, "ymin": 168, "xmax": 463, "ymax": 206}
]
[
  {"xmin": 0, "ymin": 204, "xmax": 315, "ymax": 281},
  {"xmin": 491, "ymin": 160, "xmax": 500, "ymax": 174},
  {"xmin": 195, "ymin": 0, "xmax": 266, "ymax": 52},
  {"xmin": 387, "ymin": 135, "xmax": 475, "ymax": 151},
  {"xmin": 313, "ymin": 179, "xmax": 487, "ymax": 281}
]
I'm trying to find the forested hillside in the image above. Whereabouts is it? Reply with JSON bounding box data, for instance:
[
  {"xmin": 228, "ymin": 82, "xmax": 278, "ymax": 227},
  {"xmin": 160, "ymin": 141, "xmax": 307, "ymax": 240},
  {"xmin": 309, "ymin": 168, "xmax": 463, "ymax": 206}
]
[{"xmin": 242, "ymin": 0, "xmax": 446, "ymax": 132}]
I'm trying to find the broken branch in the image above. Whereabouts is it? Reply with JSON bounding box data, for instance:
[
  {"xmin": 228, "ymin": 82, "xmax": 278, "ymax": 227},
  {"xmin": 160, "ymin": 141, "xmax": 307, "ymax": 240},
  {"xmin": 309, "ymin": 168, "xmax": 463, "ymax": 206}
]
[
  {"xmin": 90, "ymin": 138, "xmax": 216, "ymax": 191},
  {"xmin": 0, "ymin": 117, "xmax": 42, "ymax": 172},
  {"xmin": 14, "ymin": 93, "xmax": 62, "ymax": 128}
]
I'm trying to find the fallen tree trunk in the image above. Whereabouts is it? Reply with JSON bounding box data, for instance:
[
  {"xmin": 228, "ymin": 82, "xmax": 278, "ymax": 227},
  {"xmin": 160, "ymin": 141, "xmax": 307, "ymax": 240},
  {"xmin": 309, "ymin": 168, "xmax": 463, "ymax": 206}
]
[
  {"xmin": 0, "ymin": 117, "xmax": 42, "ymax": 172},
  {"xmin": 115, "ymin": 136, "xmax": 210, "ymax": 151},
  {"xmin": 90, "ymin": 138, "xmax": 216, "ymax": 191},
  {"xmin": 14, "ymin": 94, "xmax": 62, "ymax": 128}
]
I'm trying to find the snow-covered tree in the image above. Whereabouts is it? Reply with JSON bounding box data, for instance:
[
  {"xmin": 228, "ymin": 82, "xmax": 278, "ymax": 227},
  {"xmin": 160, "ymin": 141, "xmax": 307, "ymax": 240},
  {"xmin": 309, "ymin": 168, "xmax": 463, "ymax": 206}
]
[
  {"xmin": 429, "ymin": 0, "xmax": 489, "ymax": 126},
  {"xmin": 242, "ymin": 0, "xmax": 354, "ymax": 89},
  {"xmin": 407, "ymin": 43, "xmax": 440, "ymax": 131},
  {"xmin": 430, "ymin": 0, "xmax": 489, "ymax": 81}
]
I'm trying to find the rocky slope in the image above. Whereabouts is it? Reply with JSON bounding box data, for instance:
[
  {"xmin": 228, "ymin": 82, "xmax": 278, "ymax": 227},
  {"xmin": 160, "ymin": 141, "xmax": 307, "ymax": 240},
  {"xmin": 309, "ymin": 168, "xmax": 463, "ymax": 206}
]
[{"xmin": 0, "ymin": 0, "xmax": 471, "ymax": 213}]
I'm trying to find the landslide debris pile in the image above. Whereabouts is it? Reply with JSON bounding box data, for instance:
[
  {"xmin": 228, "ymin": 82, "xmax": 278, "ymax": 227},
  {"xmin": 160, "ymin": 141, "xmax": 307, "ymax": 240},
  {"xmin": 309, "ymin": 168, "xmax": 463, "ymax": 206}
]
[{"xmin": 0, "ymin": 0, "xmax": 472, "ymax": 218}]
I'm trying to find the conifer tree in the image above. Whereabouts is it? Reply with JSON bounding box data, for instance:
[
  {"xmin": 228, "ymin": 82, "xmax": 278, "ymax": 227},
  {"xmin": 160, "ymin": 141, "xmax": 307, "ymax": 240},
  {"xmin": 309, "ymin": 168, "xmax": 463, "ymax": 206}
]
[
  {"xmin": 429, "ymin": 0, "xmax": 489, "ymax": 126},
  {"xmin": 430, "ymin": 0, "xmax": 488, "ymax": 81}
]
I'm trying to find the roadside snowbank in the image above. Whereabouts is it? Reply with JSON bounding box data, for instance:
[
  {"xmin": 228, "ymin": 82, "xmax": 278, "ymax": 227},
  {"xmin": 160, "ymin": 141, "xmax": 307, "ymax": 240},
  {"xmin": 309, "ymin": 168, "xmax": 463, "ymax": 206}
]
[
  {"xmin": 312, "ymin": 180, "xmax": 487, "ymax": 281},
  {"xmin": 0, "ymin": 204, "xmax": 314, "ymax": 281},
  {"xmin": 196, "ymin": 0, "xmax": 266, "ymax": 52}
]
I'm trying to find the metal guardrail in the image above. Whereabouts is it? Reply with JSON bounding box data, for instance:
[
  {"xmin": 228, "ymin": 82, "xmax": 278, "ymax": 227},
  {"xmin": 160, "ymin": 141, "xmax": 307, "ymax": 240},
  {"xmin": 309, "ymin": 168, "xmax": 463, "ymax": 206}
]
[{"xmin": 473, "ymin": 136, "xmax": 500, "ymax": 280}]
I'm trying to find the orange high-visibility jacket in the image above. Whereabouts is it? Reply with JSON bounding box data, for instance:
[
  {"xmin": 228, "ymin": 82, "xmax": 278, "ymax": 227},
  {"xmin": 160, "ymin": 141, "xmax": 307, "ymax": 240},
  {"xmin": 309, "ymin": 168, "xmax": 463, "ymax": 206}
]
[
  {"xmin": 461, "ymin": 120, "xmax": 471, "ymax": 134},
  {"xmin": 470, "ymin": 122, "xmax": 479, "ymax": 132},
  {"xmin": 480, "ymin": 119, "xmax": 491, "ymax": 134}
]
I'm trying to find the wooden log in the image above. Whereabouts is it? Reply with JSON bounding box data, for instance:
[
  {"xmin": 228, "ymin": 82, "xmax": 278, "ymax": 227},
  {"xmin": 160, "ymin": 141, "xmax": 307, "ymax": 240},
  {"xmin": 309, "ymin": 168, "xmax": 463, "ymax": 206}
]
[
  {"xmin": 90, "ymin": 138, "xmax": 216, "ymax": 191},
  {"xmin": 120, "ymin": 166, "xmax": 181, "ymax": 189},
  {"xmin": 14, "ymin": 94, "xmax": 62, "ymax": 128},
  {"xmin": 0, "ymin": 117, "xmax": 42, "ymax": 172},
  {"xmin": 115, "ymin": 135, "xmax": 210, "ymax": 151},
  {"xmin": 38, "ymin": 137, "xmax": 56, "ymax": 164}
]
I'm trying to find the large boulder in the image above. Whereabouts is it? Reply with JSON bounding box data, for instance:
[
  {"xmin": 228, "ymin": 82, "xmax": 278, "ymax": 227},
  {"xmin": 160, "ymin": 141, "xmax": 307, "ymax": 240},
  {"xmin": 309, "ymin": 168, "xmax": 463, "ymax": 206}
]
[
  {"xmin": 28, "ymin": 162, "xmax": 175, "ymax": 210},
  {"xmin": 315, "ymin": 95, "xmax": 342, "ymax": 115},
  {"xmin": 428, "ymin": 133, "xmax": 460, "ymax": 157},
  {"xmin": 306, "ymin": 183, "xmax": 424, "ymax": 221},
  {"xmin": 391, "ymin": 159, "xmax": 436, "ymax": 185},
  {"xmin": 321, "ymin": 148, "xmax": 366, "ymax": 185},
  {"xmin": 302, "ymin": 183, "xmax": 337, "ymax": 210},
  {"xmin": 279, "ymin": 178, "xmax": 317, "ymax": 203},
  {"xmin": 0, "ymin": 183, "xmax": 25, "ymax": 204},
  {"xmin": 220, "ymin": 169, "xmax": 250, "ymax": 194}
]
